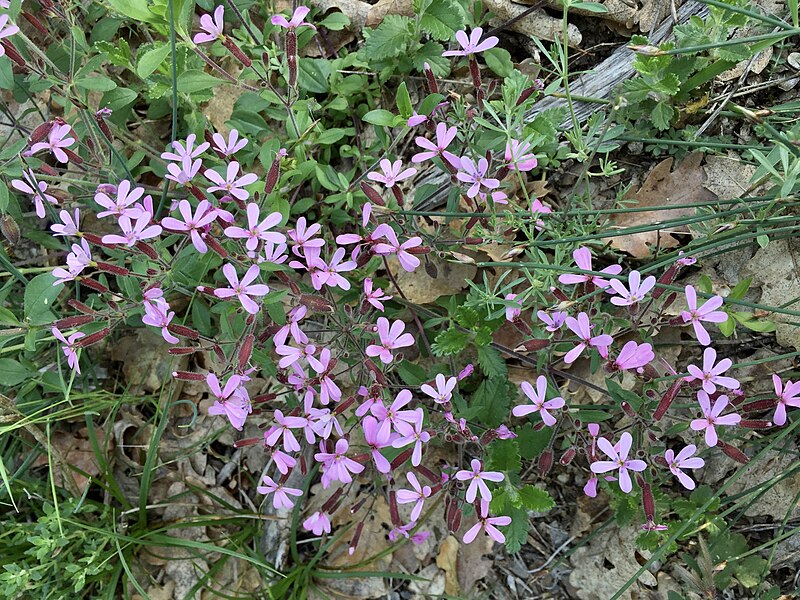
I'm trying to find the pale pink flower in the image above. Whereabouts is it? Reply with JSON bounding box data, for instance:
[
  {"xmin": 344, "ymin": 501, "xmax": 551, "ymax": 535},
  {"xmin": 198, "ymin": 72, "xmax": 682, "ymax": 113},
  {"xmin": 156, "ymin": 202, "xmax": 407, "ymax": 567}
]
[
  {"xmin": 165, "ymin": 158, "xmax": 202, "ymax": 185},
  {"xmin": 205, "ymin": 161, "xmax": 257, "ymax": 200},
  {"xmin": 12, "ymin": 169, "xmax": 59, "ymax": 218},
  {"xmin": 264, "ymin": 409, "xmax": 305, "ymax": 452},
  {"xmin": 371, "ymin": 389, "xmax": 420, "ymax": 439},
  {"xmin": 373, "ymin": 228, "xmax": 422, "ymax": 272},
  {"xmin": 685, "ymin": 347, "xmax": 740, "ymax": 394},
  {"xmin": 530, "ymin": 198, "xmax": 552, "ymax": 230},
  {"xmin": 308, "ymin": 347, "xmax": 341, "ymax": 405},
  {"xmin": 681, "ymin": 285, "xmax": 727, "ymax": 346},
  {"xmin": 456, "ymin": 156, "xmax": 500, "ymax": 199},
  {"xmin": 214, "ymin": 263, "xmax": 270, "ymax": 314},
  {"xmin": 206, "ymin": 373, "xmax": 250, "ymax": 430},
  {"xmin": 613, "ymin": 341, "xmax": 655, "ymax": 371},
  {"xmin": 212, "ymin": 129, "xmax": 248, "ymax": 156},
  {"xmin": 396, "ymin": 472, "xmax": 431, "ymax": 521},
  {"xmin": 314, "ymin": 438, "xmax": 364, "ymax": 487},
  {"xmin": 391, "ymin": 415, "xmax": 430, "ymax": 466},
  {"xmin": 362, "ymin": 415, "xmax": 392, "ymax": 473},
  {"xmin": 257, "ymin": 475, "xmax": 303, "ymax": 509},
  {"xmin": 590, "ymin": 432, "xmax": 647, "ymax": 494},
  {"xmin": 442, "ymin": 27, "xmax": 498, "ymax": 57},
  {"xmin": 288, "ymin": 217, "xmax": 325, "ymax": 256},
  {"xmin": 504, "ymin": 139, "xmax": 538, "ymax": 172},
  {"xmin": 51, "ymin": 327, "xmax": 85, "ymax": 374},
  {"xmin": 30, "ymin": 123, "xmax": 74, "ymax": 163},
  {"xmin": 690, "ymin": 391, "xmax": 741, "ymax": 447},
  {"xmin": 420, "ymin": 373, "xmax": 457, "ymax": 404},
  {"xmin": 455, "ymin": 459, "xmax": 504, "ymax": 503},
  {"xmin": 161, "ymin": 199, "xmax": 217, "ymax": 253},
  {"xmin": 665, "ymin": 444, "xmax": 704, "ymax": 490},
  {"xmin": 563, "ymin": 312, "xmax": 614, "ymax": 364},
  {"xmin": 411, "ymin": 122, "xmax": 459, "ymax": 167},
  {"xmin": 271, "ymin": 5, "xmax": 316, "ymax": 30},
  {"xmin": 366, "ymin": 317, "xmax": 415, "ymax": 364},
  {"xmin": 407, "ymin": 112, "xmax": 428, "ymax": 127},
  {"xmin": 367, "ymin": 159, "xmax": 416, "ymax": 188},
  {"xmin": 224, "ymin": 203, "xmax": 285, "ymax": 252},
  {"xmin": 161, "ymin": 134, "xmax": 209, "ymax": 163},
  {"xmin": 94, "ymin": 180, "xmax": 145, "ymax": 219},
  {"xmin": 607, "ymin": 270, "xmax": 656, "ymax": 306},
  {"xmin": 0, "ymin": 15, "xmax": 20, "ymax": 56},
  {"xmin": 51, "ymin": 208, "xmax": 81, "ymax": 236},
  {"xmin": 101, "ymin": 213, "xmax": 162, "ymax": 246},
  {"xmin": 558, "ymin": 247, "xmax": 622, "ymax": 288},
  {"xmin": 303, "ymin": 511, "xmax": 331, "ymax": 535},
  {"xmin": 504, "ymin": 293, "xmax": 522, "ymax": 322},
  {"xmin": 772, "ymin": 374, "xmax": 800, "ymax": 426},
  {"xmin": 363, "ymin": 278, "xmax": 392, "ymax": 311},
  {"xmin": 52, "ymin": 239, "xmax": 92, "ymax": 285},
  {"xmin": 537, "ymin": 310, "xmax": 567, "ymax": 332},
  {"xmin": 513, "ymin": 376, "xmax": 565, "ymax": 426},
  {"xmin": 194, "ymin": 6, "xmax": 225, "ymax": 44},
  {"xmin": 142, "ymin": 298, "xmax": 179, "ymax": 344},
  {"xmin": 462, "ymin": 500, "xmax": 511, "ymax": 544}
]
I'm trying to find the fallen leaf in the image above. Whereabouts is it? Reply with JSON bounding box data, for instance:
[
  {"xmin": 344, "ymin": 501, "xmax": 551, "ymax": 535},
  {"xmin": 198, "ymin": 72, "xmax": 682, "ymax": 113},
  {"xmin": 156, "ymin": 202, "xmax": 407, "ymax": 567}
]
[
  {"xmin": 387, "ymin": 254, "xmax": 476, "ymax": 304},
  {"xmin": 32, "ymin": 426, "xmax": 109, "ymax": 494},
  {"xmin": 309, "ymin": 0, "xmax": 371, "ymax": 29},
  {"xmin": 702, "ymin": 155, "xmax": 758, "ymax": 200},
  {"xmin": 365, "ymin": 0, "xmax": 413, "ymax": 27},
  {"xmin": 436, "ymin": 535, "xmax": 460, "ymax": 596}
]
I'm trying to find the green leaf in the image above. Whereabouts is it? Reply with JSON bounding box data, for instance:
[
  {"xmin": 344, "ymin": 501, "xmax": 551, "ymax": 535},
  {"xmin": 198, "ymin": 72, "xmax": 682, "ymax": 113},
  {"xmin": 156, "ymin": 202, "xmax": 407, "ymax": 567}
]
[
  {"xmin": 363, "ymin": 15, "xmax": 411, "ymax": 60},
  {"xmin": 487, "ymin": 439, "xmax": 521, "ymax": 472},
  {"xmin": 516, "ymin": 423, "xmax": 552, "ymax": 459},
  {"xmin": 396, "ymin": 360, "xmax": 428, "ymax": 386},
  {"xmin": 517, "ymin": 485, "xmax": 555, "ymax": 512},
  {"xmin": 419, "ymin": 0, "xmax": 465, "ymax": 40},
  {"xmin": 651, "ymin": 102, "xmax": 674, "ymax": 131},
  {"xmin": 75, "ymin": 76, "xmax": 117, "ymax": 91},
  {"xmin": 472, "ymin": 377, "xmax": 512, "ymax": 427},
  {"xmin": 106, "ymin": 0, "xmax": 159, "ymax": 23},
  {"xmin": 319, "ymin": 12, "xmax": 350, "ymax": 30},
  {"xmin": 483, "ymin": 47, "xmax": 513, "ymax": 78},
  {"xmin": 0, "ymin": 58, "xmax": 14, "ymax": 90},
  {"xmin": 395, "ymin": 81, "xmax": 413, "ymax": 119},
  {"xmin": 605, "ymin": 377, "xmax": 643, "ymax": 410},
  {"xmin": 101, "ymin": 87, "xmax": 138, "ymax": 112},
  {"xmin": 24, "ymin": 273, "xmax": 63, "ymax": 326},
  {"xmin": 0, "ymin": 358, "xmax": 31, "ymax": 386},
  {"xmin": 0, "ymin": 181, "xmax": 8, "ymax": 213},
  {"xmin": 177, "ymin": 70, "xmax": 224, "ymax": 93},
  {"xmin": 718, "ymin": 314, "xmax": 735, "ymax": 337},
  {"xmin": 572, "ymin": 0, "xmax": 608, "ymax": 12},
  {"xmin": 476, "ymin": 344, "xmax": 506, "ymax": 378},
  {"xmin": 316, "ymin": 128, "xmax": 348, "ymax": 145},
  {"xmin": 729, "ymin": 277, "xmax": 751, "ymax": 300},
  {"xmin": 503, "ymin": 506, "xmax": 528, "ymax": 553},
  {"xmin": 137, "ymin": 44, "xmax": 172, "ymax": 79},
  {"xmin": 297, "ymin": 58, "xmax": 330, "ymax": 93},
  {"xmin": 362, "ymin": 109, "xmax": 396, "ymax": 127}
]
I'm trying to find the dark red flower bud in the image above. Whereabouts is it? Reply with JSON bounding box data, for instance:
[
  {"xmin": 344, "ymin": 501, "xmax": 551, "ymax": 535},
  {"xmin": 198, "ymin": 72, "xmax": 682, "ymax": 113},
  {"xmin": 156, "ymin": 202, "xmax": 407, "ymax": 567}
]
[
  {"xmin": 222, "ymin": 37, "xmax": 251, "ymax": 67},
  {"xmin": 95, "ymin": 261, "xmax": 130, "ymax": 276},
  {"xmin": 515, "ymin": 85, "xmax": 538, "ymax": 106},
  {"xmin": 172, "ymin": 370, "xmax": 206, "ymax": 381},
  {"xmin": 63, "ymin": 148, "xmax": 83, "ymax": 165},
  {"xmin": 300, "ymin": 293, "xmax": 335, "ymax": 313},
  {"xmin": 2, "ymin": 42, "xmax": 25, "ymax": 67},
  {"xmin": 76, "ymin": 327, "xmax": 111, "ymax": 347},
  {"xmin": 1, "ymin": 215, "xmax": 20, "ymax": 246},
  {"xmin": 653, "ymin": 455, "xmax": 668, "ymax": 468},
  {"xmin": 495, "ymin": 166, "xmax": 509, "ymax": 181},
  {"xmin": 739, "ymin": 419, "xmax": 772, "ymax": 429},
  {"xmin": 364, "ymin": 359, "xmax": 387, "ymax": 386},
  {"xmin": 654, "ymin": 378, "xmax": 683, "ymax": 421},
  {"xmin": 742, "ymin": 399, "xmax": 776, "ymax": 413},
  {"xmin": 717, "ymin": 440, "xmax": 749, "ymax": 464},
  {"xmin": 360, "ymin": 181, "xmax": 385, "ymax": 206},
  {"xmin": 551, "ymin": 287, "xmax": 569, "ymax": 302},
  {"xmin": 423, "ymin": 62, "xmax": 438, "ymax": 94},
  {"xmin": 237, "ymin": 333, "xmax": 254, "ymax": 369},
  {"xmin": 333, "ymin": 396, "xmax": 356, "ymax": 414},
  {"xmin": 415, "ymin": 465, "xmax": 438, "ymax": 483},
  {"xmin": 621, "ymin": 402, "xmax": 637, "ymax": 418},
  {"xmin": 54, "ymin": 315, "xmax": 94, "ymax": 328},
  {"xmin": 560, "ymin": 447, "xmax": 576, "ymax": 465},
  {"xmin": 639, "ymin": 477, "xmax": 655, "ymax": 522},
  {"xmin": 212, "ymin": 343, "xmax": 226, "ymax": 362},
  {"xmin": 299, "ymin": 455, "xmax": 307, "ymax": 475},
  {"xmin": 233, "ymin": 437, "xmax": 261, "ymax": 448},
  {"xmin": 322, "ymin": 488, "xmax": 344, "ymax": 515},
  {"xmin": 480, "ymin": 429, "xmax": 498, "ymax": 445},
  {"xmin": 538, "ymin": 448, "xmax": 554, "ymax": 476},
  {"xmin": 451, "ymin": 508, "xmax": 462, "ymax": 533},
  {"xmin": 168, "ymin": 324, "xmax": 201, "ymax": 340},
  {"xmin": 79, "ymin": 278, "xmax": 110, "ymax": 294},
  {"xmin": 205, "ymin": 236, "xmax": 228, "ymax": 258},
  {"xmin": 67, "ymin": 299, "xmax": 96, "ymax": 314},
  {"xmin": 265, "ymin": 149, "xmax": 286, "ymax": 195},
  {"xmin": 390, "ymin": 448, "xmax": 414, "ymax": 470},
  {"xmin": 168, "ymin": 346, "xmax": 197, "ymax": 355},
  {"xmin": 274, "ymin": 271, "xmax": 300, "ymax": 295},
  {"xmin": 350, "ymin": 497, "xmax": 367, "ymax": 514},
  {"xmin": 135, "ymin": 241, "xmax": 159, "ymax": 260},
  {"xmin": 516, "ymin": 338, "xmax": 550, "ymax": 352},
  {"xmin": 29, "ymin": 121, "xmax": 53, "ymax": 144},
  {"xmin": 189, "ymin": 184, "xmax": 208, "ymax": 201}
]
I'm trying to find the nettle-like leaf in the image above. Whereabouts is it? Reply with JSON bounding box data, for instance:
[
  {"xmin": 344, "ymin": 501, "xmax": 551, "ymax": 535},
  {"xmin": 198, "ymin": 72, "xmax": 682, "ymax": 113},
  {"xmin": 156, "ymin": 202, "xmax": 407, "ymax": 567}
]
[
  {"xmin": 419, "ymin": 0, "xmax": 466, "ymax": 40},
  {"xmin": 363, "ymin": 15, "xmax": 412, "ymax": 61},
  {"xmin": 412, "ymin": 41, "xmax": 450, "ymax": 76},
  {"xmin": 431, "ymin": 327, "xmax": 470, "ymax": 356},
  {"xmin": 487, "ymin": 439, "xmax": 521, "ymax": 472},
  {"xmin": 651, "ymin": 102, "xmax": 674, "ymax": 131},
  {"xmin": 476, "ymin": 345, "xmax": 506, "ymax": 378},
  {"xmin": 472, "ymin": 377, "xmax": 512, "ymax": 427}
]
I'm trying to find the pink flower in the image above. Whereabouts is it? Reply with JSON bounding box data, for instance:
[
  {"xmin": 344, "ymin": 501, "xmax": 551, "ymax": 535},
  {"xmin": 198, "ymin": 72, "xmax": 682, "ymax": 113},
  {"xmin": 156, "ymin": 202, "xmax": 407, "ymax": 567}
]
[
  {"xmin": 214, "ymin": 263, "xmax": 270, "ymax": 314},
  {"xmin": 478, "ymin": 190, "xmax": 508, "ymax": 206},
  {"xmin": 165, "ymin": 158, "xmax": 202, "ymax": 185},
  {"xmin": 462, "ymin": 500, "xmax": 511, "ymax": 544},
  {"xmin": 314, "ymin": 438, "xmax": 365, "ymax": 487},
  {"xmin": 206, "ymin": 373, "xmax": 250, "ymax": 430},
  {"xmin": 94, "ymin": 180, "xmax": 145, "ymax": 219},
  {"xmin": 367, "ymin": 159, "xmax": 417, "ymax": 188},
  {"xmin": 307, "ymin": 247, "xmax": 357, "ymax": 291},
  {"xmin": 271, "ymin": 6, "xmax": 316, "ymax": 30},
  {"xmin": 51, "ymin": 327, "xmax": 85, "ymax": 373},
  {"xmin": 362, "ymin": 415, "xmax": 392, "ymax": 473},
  {"xmin": 590, "ymin": 432, "xmax": 647, "ymax": 493},
  {"xmin": 772, "ymin": 374, "xmax": 800, "ymax": 426},
  {"xmin": 366, "ymin": 317, "xmax": 415, "ymax": 364},
  {"xmin": 563, "ymin": 312, "xmax": 614, "ymax": 364},
  {"xmin": 537, "ymin": 310, "xmax": 567, "ymax": 332},
  {"xmin": 51, "ymin": 208, "xmax": 81, "ymax": 237},
  {"xmin": 194, "ymin": 5, "xmax": 225, "ymax": 44},
  {"xmin": 52, "ymin": 239, "xmax": 92, "ymax": 285},
  {"xmin": 0, "ymin": 15, "xmax": 20, "ymax": 56},
  {"xmin": 396, "ymin": 472, "xmax": 432, "ymax": 521},
  {"xmin": 504, "ymin": 293, "xmax": 522, "ymax": 322},
  {"xmin": 264, "ymin": 409, "xmax": 305, "ymax": 452},
  {"xmin": 161, "ymin": 199, "xmax": 217, "ymax": 253},
  {"xmin": 212, "ymin": 129, "xmax": 248, "ymax": 156},
  {"xmin": 356, "ymin": 385, "xmax": 384, "ymax": 418},
  {"xmin": 504, "ymin": 139, "xmax": 538, "ymax": 172},
  {"xmin": 677, "ymin": 252, "xmax": 696, "ymax": 266},
  {"xmin": 391, "ymin": 416, "xmax": 430, "ymax": 466},
  {"xmin": 205, "ymin": 161, "xmax": 257, "ymax": 200},
  {"xmin": 442, "ymin": 27, "xmax": 498, "ymax": 57},
  {"xmin": 257, "ymin": 475, "xmax": 303, "ymax": 509},
  {"xmin": 583, "ymin": 475, "xmax": 598, "ymax": 498},
  {"xmin": 665, "ymin": 445, "xmax": 704, "ymax": 490},
  {"xmin": 161, "ymin": 134, "xmax": 209, "ymax": 163},
  {"xmin": 411, "ymin": 122, "xmax": 459, "ymax": 167},
  {"xmin": 420, "ymin": 373, "xmax": 457, "ymax": 404},
  {"xmin": 142, "ymin": 298, "xmax": 179, "ymax": 344},
  {"xmin": 12, "ymin": 169, "xmax": 58, "ymax": 218},
  {"xmin": 558, "ymin": 247, "xmax": 622, "ymax": 288},
  {"xmin": 30, "ymin": 123, "xmax": 75, "ymax": 163},
  {"xmin": 371, "ymin": 389, "xmax": 420, "ymax": 439},
  {"xmin": 454, "ymin": 458, "xmax": 504, "ymax": 503},
  {"xmin": 407, "ymin": 112, "xmax": 428, "ymax": 127},
  {"xmin": 681, "ymin": 285, "xmax": 727, "ymax": 346},
  {"xmin": 607, "ymin": 270, "xmax": 656, "ymax": 306},
  {"xmin": 513, "ymin": 376, "xmax": 565, "ymax": 426},
  {"xmin": 373, "ymin": 228, "xmax": 422, "ymax": 272},
  {"xmin": 308, "ymin": 347, "xmax": 341, "ymax": 404},
  {"xmin": 101, "ymin": 212, "xmax": 162, "ymax": 246},
  {"xmin": 613, "ymin": 341, "xmax": 654, "ymax": 371},
  {"xmin": 303, "ymin": 511, "xmax": 331, "ymax": 535},
  {"xmin": 685, "ymin": 347, "xmax": 740, "ymax": 394},
  {"xmin": 456, "ymin": 156, "xmax": 500, "ymax": 199},
  {"xmin": 363, "ymin": 278, "xmax": 392, "ymax": 311},
  {"xmin": 288, "ymin": 217, "xmax": 325, "ymax": 257},
  {"xmin": 690, "ymin": 391, "xmax": 741, "ymax": 446},
  {"xmin": 274, "ymin": 306, "xmax": 309, "ymax": 346},
  {"xmin": 224, "ymin": 203, "xmax": 285, "ymax": 252}
]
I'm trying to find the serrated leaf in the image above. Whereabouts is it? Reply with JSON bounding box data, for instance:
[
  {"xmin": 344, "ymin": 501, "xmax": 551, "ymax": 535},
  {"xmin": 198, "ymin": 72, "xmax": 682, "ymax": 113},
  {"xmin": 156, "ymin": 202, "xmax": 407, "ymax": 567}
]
[
  {"xmin": 472, "ymin": 377, "xmax": 511, "ymax": 426},
  {"xmin": 651, "ymin": 102, "xmax": 674, "ymax": 131},
  {"xmin": 477, "ymin": 345, "xmax": 506, "ymax": 378},
  {"xmin": 487, "ymin": 439, "xmax": 521, "ymax": 472},
  {"xmin": 412, "ymin": 41, "xmax": 449, "ymax": 76},
  {"xmin": 515, "ymin": 423, "xmax": 552, "ymax": 459},
  {"xmin": 364, "ymin": 15, "xmax": 411, "ymax": 60},
  {"xmin": 517, "ymin": 485, "xmax": 555, "ymax": 512},
  {"xmin": 431, "ymin": 327, "xmax": 470, "ymax": 356},
  {"xmin": 419, "ymin": 0, "xmax": 465, "ymax": 40},
  {"xmin": 504, "ymin": 506, "xmax": 528, "ymax": 553}
]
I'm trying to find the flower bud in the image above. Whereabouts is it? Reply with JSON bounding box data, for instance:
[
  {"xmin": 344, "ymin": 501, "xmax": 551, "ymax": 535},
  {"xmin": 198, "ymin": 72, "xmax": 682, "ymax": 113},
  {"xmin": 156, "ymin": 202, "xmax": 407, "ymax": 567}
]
[
  {"xmin": 560, "ymin": 447, "xmax": 576, "ymax": 465},
  {"xmin": 717, "ymin": 440, "xmax": 749, "ymax": 464},
  {"xmin": 29, "ymin": 121, "xmax": 53, "ymax": 145},
  {"xmin": 742, "ymin": 399, "xmax": 776, "ymax": 413},
  {"xmin": 538, "ymin": 448, "xmax": 554, "ymax": 476},
  {"xmin": 265, "ymin": 148, "xmax": 286, "ymax": 195},
  {"xmin": 238, "ymin": 334, "xmax": 254, "ymax": 369},
  {"xmin": 205, "ymin": 236, "xmax": 228, "ymax": 258},
  {"xmin": 360, "ymin": 181, "xmax": 385, "ymax": 206},
  {"xmin": 79, "ymin": 278, "xmax": 110, "ymax": 294},
  {"xmin": 172, "ymin": 370, "xmax": 206, "ymax": 381},
  {"xmin": 76, "ymin": 327, "xmax": 111, "ymax": 347},
  {"xmin": 1, "ymin": 215, "xmax": 20, "ymax": 246},
  {"xmin": 739, "ymin": 419, "xmax": 772, "ymax": 429},
  {"xmin": 168, "ymin": 324, "xmax": 201, "ymax": 340},
  {"xmin": 390, "ymin": 448, "xmax": 414, "ymax": 470},
  {"xmin": 95, "ymin": 261, "xmax": 130, "ymax": 276},
  {"xmin": 638, "ymin": 477, "xmax": 655, "ymax": 522},
  {"xmin": 168, "ymin": 347, "xmax": 197, "ymax": 355},
  {"xmin": 222, "ymin": 37, "xmax": 251, "ymax": 67},
  {"xmin": 67, "ymin": 299, "xmax": 96, "ymax": 314},
  {"xmin": 653, "ymin": 378, "xmax": 683, "ymax": 421},
  {"xmin": 423, "ymin": 62, "xmax": 438, "ymax": 94},
  {"xmin": 300, "ymin": 293, "xmax": 335, "ymax": 313},
  {"xmin": 389, "ymin": 490, "xmax": 401, "ymax": 526},
  {"xmin": 54, "ymin": 315, "xmax": 94, "ymax": 329},
  {"xmin": 515, "ymin": 338, "xmax": 550, "ymax": 352},
  {"xmin": 233, "ymin": 437, "xmax": 261, "ymax": 448}
]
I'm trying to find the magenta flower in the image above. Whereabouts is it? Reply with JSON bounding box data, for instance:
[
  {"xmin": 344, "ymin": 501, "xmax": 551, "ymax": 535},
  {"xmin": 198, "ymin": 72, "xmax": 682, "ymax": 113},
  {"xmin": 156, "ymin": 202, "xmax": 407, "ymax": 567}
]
[
  {"xmin": 161, "ymin": 134, "xmax": 209, "ymax": 163},
  {"xmin": 590, "ymin": 432, "xmax": 647, "ymax": 493},
  {"xmin": 101, "ymin": 213, "xmax": 162, "ymax": 246},
  {"xmin": 392, "ymin": 416, "xmax": 430, "ymax": 466},
  {"xmin": 206, "ymin": 373, "xmax": 250, "ymax": 430},
  {"xmin": 504, "ymin": 293, "xmax": 522, "ymax": 322},
  {"xmin": 371, "ymin": 389, "xmax": 420, "ymax": 438},
  {"xmin": 363, "ymin": 278, "xmax": 392, "ymax": 312},
  {"xmin": 30, "ymin": 123, "xmax": 75, "ymax": 164},
  {"xmin": 613, "ymin": 341, "xmax": 655, "ymax": 371},
  {"xmin": 690, "ymin": 392, "xmax": 741, "ymax": 446},
  {"xmin": 513, "ymin": 376, "xmax": 565, "ymax": 426},
  {"xmin": 681, "ymin": 285, "xmax": 727, "ymax": 346},
  {"xmin": 161, "ymin": 199, "xmax": 217, "ymax": 253},
  {"xmin": 685, "ymin": 347, "xmax": 740, "ymax": 394},
  {"xmin": 442, "ymin": 27, "xmax": 498, "ymax": 57},
  {"xmin": 52, "ymin": 327, "xmax": 85, "ymax": 374},
  {"xmin": 396, "ymin": 472, "xmax": 432, "ymax": 521},
  {"xmin": 366, "ymin": 317, "xmax": 415, "ymax": 364},
  {"xmin": 303, "ymin": 511, "xmax": 331, "ymax": 536},
  {"xmin": 224, "ymin": 203, "xmax": 285, "ymax": 252},
  {"xmin": 257, "ymin": 475, "xmax": 303, "ymax": 509},
  {"xmin": 12, "ymin": 169, "xmax": 58, "ymax": 218},
  {"xmin": 308, "ymin": 247, "xmax": 357, "ymax": 291},
  {"xmin": 373, "ymin": 228, "xmax": 422, "ymax": 272},
  {"xmin": 212, "ymin": 129, "xmax": 248, "ymax": 156},
  {"xmin": 530, "ymin": 198, "xmax": 552, "ymax": 230},
  {"xmin": 362, "ymin": 415, "xmax": 392, "ymax": 473},
  {"xmin": 214, "ymin": 263, "xmax": 270, "ymax": 314},
  {"xmin": 271, "ymin": 6, "xmax": 316, "ymax": 30},
  {"xmin": 420, "ymin": 373, "xmax": 457, "ymax": 404},
  {"xmin": 205, "ymin": 161, "xmax": 257, "ymax": 200},
  {"xmin": 308, "ymin": 347, "xmax": 341, "ymax": 405},
  {"xmin": 194, "ymin": 5, "xmax": 225, "ymax": 44},
  {"xmin": 264, "ymin": 409, "xmax": 304, "ymax": 452},
  {"xmin": 537, "ymin": 310, "xmax": 567, "ymax": 332},
  {"xmin": 664, "ymin": 445, "xmax": 704, "ymax": 490},
  {"xmin": 51, "ymin": 208, "xmax": 81, "ymax": 237},
  {"xmin": 456, "ymin": 156, "xmax": 500, "ymax": 199},
  {"xmin": 558, "ymin": 247, "xmax": 622, "ymax": 288},
  {"xmin": 455, "ymin": 458, "xmax": 504, "ymax": 503},
  {"xmin": 314, "ymin": 438, "xmax": 365, "ymax": 487},
  {"xmin": 142, "ymin": 298, "xmax": 179, "ymax": 344},
  {"xmin": 288, "ymin": 217, "xmax": 325, "ymax": 257},
  {"xmin": 94, "ymin": 180, "xmax": 145, "ymax": 219},
  {"xmin": 772, "ymin": 374, "xmax": 800, "ymax": 426},
  {"xmin": 607, "ymin": 270, "xmax": 656, "ymax": 306},
  {"xmin": 0, "ymin": 15, "xmax": 20, "ymax": 56},
  {"xmin": 563, "ymin": 312, "xmax": 614, "ymax": 364},
  {"xmin": 367, "ymin": 158, "xmax": 417, "ymax": 189},
  {"xmin": 504, "ymin": 139, "xmax": 538, "ymax": 172},
  {"xmin": 411, "ymin": 122, "xmax": 460, "ymax": 167},
  {"xmin": 463, "ymin": 500, "xmax": 511, "ymax": 544}
]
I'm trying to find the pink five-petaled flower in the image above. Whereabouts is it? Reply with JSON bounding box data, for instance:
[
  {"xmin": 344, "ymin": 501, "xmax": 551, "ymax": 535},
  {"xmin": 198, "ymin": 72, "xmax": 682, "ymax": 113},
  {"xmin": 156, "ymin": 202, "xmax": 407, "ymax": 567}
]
[
  {"xmin": 265, "ymin": 409, "xmax": 304, "ymax": 452},
  {"xmin": 664, "ymin": 445, "xmax": 705, "ymax": 490},
  {"xmin": 455, "ymin": 459, "xmax": 504, "ymax": 503},
  {"xmin": 214, "ymin": 263, "xmax": 269, "ymax": 314},
  {"xmin": 12, "ymin": 169, "xmax": 58, "ymax": 219},
  {"xmin": 94, "ymin": 180, "xmax": 145, "ymax": 219},
  {"xmin": 363, "ymin": 278, "xmax": 392, "ymax": 312},
  {"xmin": 161, "ymin": 199, "xmax": 217, "ymax": 253},
  {"xmin": 371, "ymin": 389, "xmax": 420, "ymax": 438},
  {"xmin": 161, "ymin": 134, "xmax": 209, "ymax": 163},
  {"xmin": 205, "ymin": 161, "xmax": 257, "ymax": 200},
  {"xmin": 590, "ymin": 432, "xmax": 647, "ymax": 494},
  {"xmin": 303, "ymin": 511, "xmax": 331, "ymax": 536},
  {"xmin": 421, "ymin": 373, "xmax": 457, "ymax": 404},
  {"xmin": 442, "ymin": 27, "xmax": 498, "ymax": 57},
  {"xmin": 396, "ymin": 472, "xmax": 432, "ymax": 522},
  {"xmin": 310, "ymin": 247, "xmax": 357, "ymax": 290},
  {"xmin": 51, "ymin": 208, "xmax": 81, "ymax": 236},
  {"xmin": 504, "ymin": 139, "xmax": 538, "ymax": 172},
  {"xmin": 51, "ymin": 327, "xmax": 85, "ymax": 374},
  {"xmin": 288, "ymin": 217, "xmax": 325, "ymax": 257},
  {"xmin": 681, "ymin": 285, "xmax": 727, "ymax": 346},
  {"xmin": 373, "ymin": 228, "xmax": 422, "ymax": 272},
  {"xmin": 558, "ymin": 247, "xmax": 622, "ymax": 288},
  {"xmin": 411, "ymin": 122, "xmax": 460, "ymax": 167},
  {"xmin": 314, "ymin": 438, "xmax": 365, "ymax": 487},
  {"xmin": 690, "ymin": 391, "xmax": 741, "ymax": 447},
  {"xmin": 563, "ymin": 312, "xmax": 614, "ymax": 364},
  {"xmin": 463, "ymin": 500, "xmax": 511, "ymax": 544},
  {"xmin": 367, "ymin": 158, "xmax": 417, "ymax": 189},
  {"xmin": 308, "ymin": 347, "xmax": 342, "ymax": 404},
  {"xmin": 101, "ymin": 213, "xmax": 162, "ymax": 246},
  {"xmin": 392, "ymin": 416, "xmax": 430, "ymax": 466},
  {"xmin": 772, "ymin": 374, "xmax": 800, "ymax": 426},
  {"xmin": 257, "ymin": 475, "xmax": 303, "ymax": 510},
  {"xmin": 685, "ymin": 347, "xmax": 740, "ymax": 394},
  {"xmin": 212, "ymin": 129, "xmax": 248, "ymax": 156},
  {"xmin": 366, "ymin": 317, "xmax": 415, "ymax": 364},
  {"xmin": 271, "ymin": 6, "xmax": 316, "ymax": 30},
  {"xmin": 607, "ymin": 270, "xmax": 656, "ymax": 306},
  {"xmin": 142, "ymin": 298, "xmax": 179, "ymax": 344},
  {"xmin": 194, "ymin": 5, "xmax": 225, "ymax": 44},
  {"xmin": 504, "ymin": 293, "xmax": 522, "ymax": 322},
  {"xmin": 456, "ymin": 156, "xmax": 500, "ymax": 199},
  {"xmin": 613, "ymin": 340, "xmax": 655, "ymax": 372},
  {"xmin": 537, "ymin": 310, "xmax": 567, "ymax": 332},
  {"xmin": 513, "ymin": 376, "xmax": 565, "ymax": 426},
  {"xmin": 52, "ymin": 239, "xmax": 92, "ymax": 285},
  {"xmin": 30, "ymin": 123, "xmax": 75, "ymax": 164},
  {"xmin": 362, "ymin": 415, "xmax": 392, "ymax": 473},
  {"xmin": 206, "ymin": 373, "xmax": 249, "ymax": 430},
  {"xmin": 224, "ymin": 203, "xmax": 285, "ymax": 252}
]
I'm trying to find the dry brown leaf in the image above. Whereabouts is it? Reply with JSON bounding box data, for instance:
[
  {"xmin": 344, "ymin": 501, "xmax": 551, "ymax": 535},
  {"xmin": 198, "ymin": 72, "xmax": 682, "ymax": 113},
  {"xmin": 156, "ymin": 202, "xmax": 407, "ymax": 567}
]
[
  {"xmin": 456, "ymin": 521, "xmax": 495, "ymax": 592},
  {"xmin": 436, "ymin": 535, "xmax": 460, "ymax": 596},
  {"xmin": 32, "ymin": 426, "xmax": 109, "ymax": 493},
  {"xmin": 388, "ymin": 254, "xmax": 476, "ymax": 304},
  {"xmin": 365, "ymin": 0, "xmax": 413, "ymax": 27},
  {"xmin": 609, "ymin": 153, "xmax": 717, "ymax": 258},
  {"xmin": 702, "ymin": 155, "xmax": 757, "ymax": 200}
]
